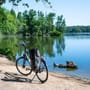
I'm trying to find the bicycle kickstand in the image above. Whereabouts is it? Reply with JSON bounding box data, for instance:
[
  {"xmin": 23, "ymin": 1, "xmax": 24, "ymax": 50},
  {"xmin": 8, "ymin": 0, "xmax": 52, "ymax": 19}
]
[{"xmin": 30, "ymin": 72, "xmax": 37, "ymax": 82}]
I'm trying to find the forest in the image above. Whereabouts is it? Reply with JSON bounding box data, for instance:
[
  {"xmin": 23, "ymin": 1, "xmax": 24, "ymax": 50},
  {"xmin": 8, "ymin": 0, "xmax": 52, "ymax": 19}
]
[
  {"xmin": 0, "ymin": 6, "xmax": 66, "ymax": 36},
  {"xmin": 66, "ymin": 26, "xmax": 90, "ymax": 33}
]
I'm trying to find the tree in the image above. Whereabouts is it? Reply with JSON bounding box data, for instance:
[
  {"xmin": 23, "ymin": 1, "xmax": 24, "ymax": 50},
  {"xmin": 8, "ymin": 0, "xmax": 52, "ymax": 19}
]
[
  {"xmin": 46, "ymin": 13, "xmax": 56, "ymax": 33},
  {"xmin": 0, "ymin": 7, "xmax": 7, "ymax": 33},
  {"xmin": 10, "ymin": 9, "xmax": 16, "ymax": 18},
  {"xmin": 55, "ymin": 15, "xmax": 66, "ymax": 33},
  {"xmin": 0, "ymin": 7, "xmax": 18, "ymax": 34},
  {"xmin": 4, "ymin": 12, "xmax": 18, "ymax": 34},
  {"xmin": 27, "ymin": 9, "xmax": 37, "ymax": 35},
  {"xmin": 17, "ymin": 12, "xmax": 25, "ymax": 34},
  {"xmin": 37, "ymin": 11, "xmax": 45, "ymax": 35}
]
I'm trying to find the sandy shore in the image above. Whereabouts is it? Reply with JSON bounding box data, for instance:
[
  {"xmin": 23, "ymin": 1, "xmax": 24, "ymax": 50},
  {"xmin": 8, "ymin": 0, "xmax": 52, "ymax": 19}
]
[{"xmin": 0, "ymin": 55, "xmax": 90, "ymax": 90}]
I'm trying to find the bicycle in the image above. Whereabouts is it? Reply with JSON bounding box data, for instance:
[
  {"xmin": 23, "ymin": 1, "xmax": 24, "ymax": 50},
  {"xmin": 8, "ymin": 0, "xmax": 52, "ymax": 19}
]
[{"xmin": 16, "ymin": 41, "xmax": 48, "ymax": 83}]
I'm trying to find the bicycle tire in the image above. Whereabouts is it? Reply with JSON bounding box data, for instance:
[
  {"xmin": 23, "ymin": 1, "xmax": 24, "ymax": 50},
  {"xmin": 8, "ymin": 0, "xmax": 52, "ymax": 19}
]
[
  {"xmin": 36, "ymin": 60, "xmax": 48, "ymax": 83},
  {"xmin": 16, "ymin": 56, "xmax": 32, "ymax": 76}
]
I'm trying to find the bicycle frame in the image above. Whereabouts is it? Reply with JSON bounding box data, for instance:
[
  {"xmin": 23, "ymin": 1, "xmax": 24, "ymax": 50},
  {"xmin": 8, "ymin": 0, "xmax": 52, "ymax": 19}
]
[{"xmin": 16, "ymin": 41, "xmax": 48, "ymax": 83}]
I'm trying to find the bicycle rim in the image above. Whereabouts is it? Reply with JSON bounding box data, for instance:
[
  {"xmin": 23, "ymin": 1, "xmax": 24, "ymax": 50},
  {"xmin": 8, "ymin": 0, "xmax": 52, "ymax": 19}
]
[
  {"xmin": 16, "ymin": 56, "xmax": 32, "ymax": 76},
  {"xmin": 37, "ymin": 60, "xmax": 48, "ymax": 83}
]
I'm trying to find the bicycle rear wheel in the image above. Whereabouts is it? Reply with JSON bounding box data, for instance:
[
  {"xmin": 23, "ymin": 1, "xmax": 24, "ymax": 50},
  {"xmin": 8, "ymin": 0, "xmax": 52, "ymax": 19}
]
[
  {"xmin": 36, "ymin": 60, "xmax": 48, "ymax": 83},
  {"xmin": 16, "ymin": 56, "xmax": 32, "ymax": 76}
]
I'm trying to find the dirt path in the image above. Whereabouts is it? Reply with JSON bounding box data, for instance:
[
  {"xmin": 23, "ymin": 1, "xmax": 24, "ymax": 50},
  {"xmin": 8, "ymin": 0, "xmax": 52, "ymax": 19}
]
[{"xmin": 0, "ymin": 55, "xmax": 90, "ymax": 90}]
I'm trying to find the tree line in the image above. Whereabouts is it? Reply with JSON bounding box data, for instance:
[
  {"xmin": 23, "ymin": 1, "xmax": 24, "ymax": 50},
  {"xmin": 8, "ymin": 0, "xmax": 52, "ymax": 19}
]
[
  {"xmin": 66, "ymin": 26, "xmax": 90, "ymax": 33},
  {"xmin": 0, "ymin": 6, "xmax": 66, "ymax": 36}
]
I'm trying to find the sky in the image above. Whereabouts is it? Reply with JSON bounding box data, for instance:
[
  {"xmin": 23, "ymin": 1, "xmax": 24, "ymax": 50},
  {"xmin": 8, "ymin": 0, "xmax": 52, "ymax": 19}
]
[{"xmin": 3, "ymin": 0, "xmax": 90, "ymax": 26}]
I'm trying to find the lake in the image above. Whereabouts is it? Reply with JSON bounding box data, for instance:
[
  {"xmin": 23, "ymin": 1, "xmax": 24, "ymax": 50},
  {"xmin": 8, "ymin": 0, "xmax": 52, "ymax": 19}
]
[{"xmin": 0, "ymin": 35, "xmax": 90, "ymax": 79}]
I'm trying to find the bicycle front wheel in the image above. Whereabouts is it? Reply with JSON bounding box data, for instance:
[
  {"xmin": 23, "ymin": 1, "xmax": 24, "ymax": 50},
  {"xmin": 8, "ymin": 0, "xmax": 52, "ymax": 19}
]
[
  {"xmin": 37, "ymin": 60, "xmax": 48, "ymax": 83},
  {"xmin": 16, "ymin": 56, "xmax": 32, "ymax": 76}
]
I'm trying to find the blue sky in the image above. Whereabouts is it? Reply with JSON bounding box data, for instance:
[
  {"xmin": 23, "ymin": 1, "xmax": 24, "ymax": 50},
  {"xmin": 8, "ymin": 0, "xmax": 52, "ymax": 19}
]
[{"xmin": 3, "ymin": 0, "xmax": 90, "ymax": 26}]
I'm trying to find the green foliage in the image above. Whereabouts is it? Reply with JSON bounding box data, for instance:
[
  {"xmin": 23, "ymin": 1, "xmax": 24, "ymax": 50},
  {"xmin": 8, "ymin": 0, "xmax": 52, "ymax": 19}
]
[
  {"xmin": 0, "ymin": 6, "xmax": 66, "ymax": 36},
  {"xmin": 0, "ymin": 48, "xmax": 14, "ymax": 60},
  {"xmin": 0, "ymin": 7, "xmax": 18, "ymax": 35},
  {"xmin": 66, "ymin": 26, "xmax": 90, "ymax": 33},
  {"xmin": 56, "ymin": 15, "xmax": 66, "ymax": 33},
  {"xmin": 19, "ymin": 10, "xmax": 66, "ymax": 36},
  {"xmin": 0, "ymin": 7, "xmax": 7, "ymax": 34},
  {"xmin": 5, "ymin": 13, "xmax": 17, "ymax": 34},
  {"xmin": 10, "ymin": 9, "xmax": 16, "ymax": 18},
  {"xmin": 50, "ymin": 31, "xmax": 62, "ymax": 36},
  {"xmin": 0, "ymin": 37, "xmax": 18, "ymax": 60}
]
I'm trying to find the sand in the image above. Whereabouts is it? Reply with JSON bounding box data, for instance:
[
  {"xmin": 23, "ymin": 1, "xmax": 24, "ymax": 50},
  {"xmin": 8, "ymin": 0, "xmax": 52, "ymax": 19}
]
[{"xmin": 0, "ymin": 55, "xmax": 90, "ymax": 90}]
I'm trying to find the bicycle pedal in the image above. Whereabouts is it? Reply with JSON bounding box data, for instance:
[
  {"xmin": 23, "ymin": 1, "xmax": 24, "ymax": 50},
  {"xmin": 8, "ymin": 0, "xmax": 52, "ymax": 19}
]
[
  {"xmin": 22, "ymin": 65, "xmax": 25, "ymax": 68},
  {"xmin": 26, "ymin": 68, "xmax": 31, "ymax": 70}
]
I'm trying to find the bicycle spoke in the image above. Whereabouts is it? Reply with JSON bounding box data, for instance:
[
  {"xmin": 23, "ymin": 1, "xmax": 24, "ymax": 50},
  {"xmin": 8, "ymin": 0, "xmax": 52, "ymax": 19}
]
[
  {"xmin": 37, "ymin": 60, "xmax": 48, "ymax": 83},
  {"xmin": 16, "ymin": 57, "xmax": 32, "ymax": 76}
]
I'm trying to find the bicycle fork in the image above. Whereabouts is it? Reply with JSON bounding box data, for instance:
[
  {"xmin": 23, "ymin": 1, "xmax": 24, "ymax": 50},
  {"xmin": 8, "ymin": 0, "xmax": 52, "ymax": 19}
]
[{"xmin": 22, "ymin": 53, "xmax": 30, "ymax": 68}]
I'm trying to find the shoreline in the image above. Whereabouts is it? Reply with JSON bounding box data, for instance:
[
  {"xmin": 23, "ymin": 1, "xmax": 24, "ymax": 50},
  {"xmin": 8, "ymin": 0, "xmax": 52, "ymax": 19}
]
[
  {"xmin": 49, "ymin": 71, "xmax": 90, "ymax": 85},
  {"xmin": 0, "ymin": 55, "xmax": 90, "ymax": 81},
  {"xmin": 1, "ymin": 54, "xmax": 90, "ymax": 82},
  {"xmin": 0, "ymin": 55, "xmax": 90, "ymax": 90},
  {"xmin": 58, "ymin": 72, "xmax": 90, "ymax": 82},
  {"xmin": 49, "ymin": 68, "xmax": 90, "ymax": 82},
  {"xmin": 0, "ymin": 55, "xmax": 90, "ymax": 82}
]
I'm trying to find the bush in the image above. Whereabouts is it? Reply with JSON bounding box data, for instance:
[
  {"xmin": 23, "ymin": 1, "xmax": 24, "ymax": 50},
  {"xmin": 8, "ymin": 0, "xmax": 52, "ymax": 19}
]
[
  {"xmin": 0, "ymin": 48, "xmax": 14, "ymax": 60},
  {"xmin": 50, "ymin": 31, "xmax": 62, "ymax": 36}
]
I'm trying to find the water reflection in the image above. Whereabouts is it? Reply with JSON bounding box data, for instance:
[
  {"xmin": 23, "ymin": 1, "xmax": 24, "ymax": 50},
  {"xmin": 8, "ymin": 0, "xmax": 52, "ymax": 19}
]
[
  {"xmin": 0, "ymin": 36, "xmax": 19, "ymax": 60},
  {"xmin": 21, "ymin": 35, "xmax": 65, "ymax": 57},
  {"xmin": 55, "ymin": 35, "xmax": 65, "ymax": 55},
  {"xmin": 0, "ymin": 35, "xmax": 65, "ymax": 60}
]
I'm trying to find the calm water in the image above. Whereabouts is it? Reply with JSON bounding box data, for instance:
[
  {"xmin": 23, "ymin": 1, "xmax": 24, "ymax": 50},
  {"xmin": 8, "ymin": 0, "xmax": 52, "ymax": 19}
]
[
  {"xmin": 47, "ymin": 35, "xmax": 90, "ymax": 79},
  {"xmin": 0, "ymin": 35, "xmax": 90, "ymax": 79}
]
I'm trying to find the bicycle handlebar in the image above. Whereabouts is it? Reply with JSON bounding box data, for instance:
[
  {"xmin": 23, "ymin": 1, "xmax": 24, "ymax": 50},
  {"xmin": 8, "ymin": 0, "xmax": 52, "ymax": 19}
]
[{"xmin": 16, "ymin": 40, "xmax": 29, "ymax": 49}]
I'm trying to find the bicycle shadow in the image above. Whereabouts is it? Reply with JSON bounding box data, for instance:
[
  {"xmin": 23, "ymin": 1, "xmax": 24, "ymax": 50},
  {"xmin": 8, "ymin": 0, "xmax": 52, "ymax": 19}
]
[{"xmin": 1, "ymin": 72, "xmax": 41, "ymax": 84}]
